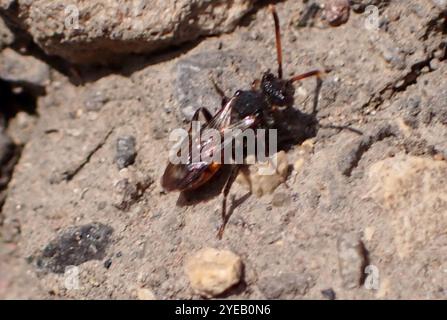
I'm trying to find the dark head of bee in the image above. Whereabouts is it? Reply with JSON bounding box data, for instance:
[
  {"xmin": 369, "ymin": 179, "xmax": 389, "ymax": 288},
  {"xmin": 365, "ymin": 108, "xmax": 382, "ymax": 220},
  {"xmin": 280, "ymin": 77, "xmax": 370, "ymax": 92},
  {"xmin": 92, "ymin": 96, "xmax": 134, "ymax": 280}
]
[
  {"xmin": 230, "ymin": 71, "xmax": 295, "ymax": 128},
  {"xmin": 261, "ymin": 71, "xmax": 295, "ymax": 107}
]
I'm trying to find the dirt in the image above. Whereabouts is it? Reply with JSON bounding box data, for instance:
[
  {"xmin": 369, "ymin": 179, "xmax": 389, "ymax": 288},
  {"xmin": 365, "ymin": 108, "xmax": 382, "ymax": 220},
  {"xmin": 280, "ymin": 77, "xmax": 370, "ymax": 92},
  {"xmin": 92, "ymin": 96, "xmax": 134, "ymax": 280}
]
[{"xmin": 1, "ymin": 0, "xmax": 447, "ymax": 299}]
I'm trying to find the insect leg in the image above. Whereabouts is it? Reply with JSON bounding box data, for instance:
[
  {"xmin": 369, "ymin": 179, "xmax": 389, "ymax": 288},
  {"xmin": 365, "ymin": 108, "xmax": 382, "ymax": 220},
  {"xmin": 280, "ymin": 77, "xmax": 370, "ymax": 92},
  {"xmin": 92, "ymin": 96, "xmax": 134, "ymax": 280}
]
[
  {"xmin": 191, "ymin": 107, "xmax": 213, "ymax": 123},
  {"xmin": 209, "ymin": 76, "xmax": 229, "ymax": 107},
  {"xmin": 188, "ymin": 107, "xmax": 213, "ymax": 154},
  {"xmin": 217, "ymin": 165, "xmax": 241, "ymax": 239},
  {"xmin": 239, "ymin": 165, "xmax": 252, "ymax": 193},
  {"xmin": 288, "ymin": 70, "xmax": 322, "ymax": 83},
  {"xmin": 269, "ymin": 5, "xmax": 283, "ymax": 79}
]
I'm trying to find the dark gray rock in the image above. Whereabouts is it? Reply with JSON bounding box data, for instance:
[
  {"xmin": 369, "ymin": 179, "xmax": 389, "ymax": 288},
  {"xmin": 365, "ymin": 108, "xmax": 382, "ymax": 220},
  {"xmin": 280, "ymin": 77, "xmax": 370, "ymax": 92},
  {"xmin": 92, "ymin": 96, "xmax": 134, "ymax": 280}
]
[
  {"xmin": 84, "ymin": 90, "xmax": 109, "ymax": 112},
  {"xmin": 380, "ymin": 45, "xmax": 407, "ymax": 70},
  {"xmin": 112, "ymin": 171, "xmax": 153, "ymax": 211},
  {"xmin": 321, "ymin": 288, "xmax": 336, "ymax": 300},
  {"xmin": 35, "ymin": 223, "xmax": 113, "ymax": 274},
  {"xmin": 116, "ymin": 135, "xmax": 137, "ymax": 169}
]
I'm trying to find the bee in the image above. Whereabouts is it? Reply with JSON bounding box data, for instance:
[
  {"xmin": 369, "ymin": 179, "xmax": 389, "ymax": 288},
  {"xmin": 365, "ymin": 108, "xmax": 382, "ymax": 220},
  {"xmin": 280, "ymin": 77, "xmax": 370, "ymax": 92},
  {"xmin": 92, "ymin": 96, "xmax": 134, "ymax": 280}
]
[{"xmin": 161, "ymin": 5, "xmax": 321, "ymax": 239}]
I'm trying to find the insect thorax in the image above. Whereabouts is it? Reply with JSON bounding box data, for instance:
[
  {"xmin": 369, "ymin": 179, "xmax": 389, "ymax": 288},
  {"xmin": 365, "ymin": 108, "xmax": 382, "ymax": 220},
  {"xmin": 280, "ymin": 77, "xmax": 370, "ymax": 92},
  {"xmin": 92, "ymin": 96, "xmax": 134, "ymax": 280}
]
[{"xmin": 231, "ymin": 90, "xmax": 269, "ymax": 121}]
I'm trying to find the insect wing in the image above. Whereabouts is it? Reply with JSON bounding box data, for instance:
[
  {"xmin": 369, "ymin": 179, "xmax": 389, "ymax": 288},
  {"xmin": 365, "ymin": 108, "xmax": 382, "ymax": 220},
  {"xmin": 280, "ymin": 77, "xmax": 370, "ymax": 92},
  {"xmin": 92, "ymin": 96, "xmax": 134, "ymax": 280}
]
[
  {"xmin": 161, "ymin": 98, "xmax": 257, "ymax": 191},
  {"xmin": 161, "ymin": 99, "xmax": 234, "ymax": 191},
  {"xmin": 161, "ymin": 161, "xmax": 210, "ymax": 191},
  {"xmin": 192, "ymin": 98, "xmax": 236, "ymax": 163}
]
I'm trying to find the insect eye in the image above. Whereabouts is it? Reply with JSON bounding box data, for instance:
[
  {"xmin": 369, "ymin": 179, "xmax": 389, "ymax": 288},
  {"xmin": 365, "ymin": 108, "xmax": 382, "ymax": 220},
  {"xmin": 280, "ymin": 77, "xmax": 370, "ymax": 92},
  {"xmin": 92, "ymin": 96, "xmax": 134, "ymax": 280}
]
[{"xmin": 262, "ymin": 72, "xmax": 274, "ymax": 81}]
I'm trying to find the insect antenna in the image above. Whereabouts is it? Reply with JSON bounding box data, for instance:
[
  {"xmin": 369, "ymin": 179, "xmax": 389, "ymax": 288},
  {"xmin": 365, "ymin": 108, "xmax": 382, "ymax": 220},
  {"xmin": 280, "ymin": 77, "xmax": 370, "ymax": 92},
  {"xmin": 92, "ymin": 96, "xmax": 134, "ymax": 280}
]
[
  {"xmin": 269, "ymin": 5, "xmax": 283, "ymax": 79},
  {"xmin": 318, "ymin": 123, "xmax": 363, "ymax": 135}
]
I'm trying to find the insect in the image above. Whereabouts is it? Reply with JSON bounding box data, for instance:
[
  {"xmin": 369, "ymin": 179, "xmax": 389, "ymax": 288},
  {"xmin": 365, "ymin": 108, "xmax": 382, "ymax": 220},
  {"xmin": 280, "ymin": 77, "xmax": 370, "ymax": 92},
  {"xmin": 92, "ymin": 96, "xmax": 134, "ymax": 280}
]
[{"xmin": 161, "ymin": 5, "xmax": 321, "ymax": 239}]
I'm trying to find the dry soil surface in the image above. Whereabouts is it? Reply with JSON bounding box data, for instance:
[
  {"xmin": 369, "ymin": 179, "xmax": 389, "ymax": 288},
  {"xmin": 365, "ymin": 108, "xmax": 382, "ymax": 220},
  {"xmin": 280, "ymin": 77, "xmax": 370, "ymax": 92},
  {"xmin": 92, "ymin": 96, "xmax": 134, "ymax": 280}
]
[{"xmin": 1, "ymin": 0, "xmax": 447, "ymax": 299}]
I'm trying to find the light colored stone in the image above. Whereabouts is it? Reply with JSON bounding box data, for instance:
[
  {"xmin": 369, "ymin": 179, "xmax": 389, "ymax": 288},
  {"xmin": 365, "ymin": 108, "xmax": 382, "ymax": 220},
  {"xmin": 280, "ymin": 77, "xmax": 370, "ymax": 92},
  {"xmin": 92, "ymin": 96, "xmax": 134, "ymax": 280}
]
[
  {"xmin": 185, "ymin": 247, "xmax": 243, "ymax": 297},
  {"xmin": 6, "ymin": 111, "xmax": 38, "ymax": 145},
  {"xmin": 368, "ymin": 155, "xmax": 447, "ymax": 258},
  {"xmin": 137, "ymin": 288, "xmax": 156, "ymax": 300},
  {"xmin": 363, "ymin": 226, "xmax": 375, "ymax": 242},
  {"xmin": 236, "ymin": 151, "xmax": 289, "ymax": 197},
  {"xmin": 299, "ymin": 139, "xmax": 315, "ymax": 154},
  {"xmin": 293, "ymin": 158, "xmax": 305, "ymax": 172},
  {"xmin": 375, "ymin": 277, "xmax": 392, "ymax": 299}
]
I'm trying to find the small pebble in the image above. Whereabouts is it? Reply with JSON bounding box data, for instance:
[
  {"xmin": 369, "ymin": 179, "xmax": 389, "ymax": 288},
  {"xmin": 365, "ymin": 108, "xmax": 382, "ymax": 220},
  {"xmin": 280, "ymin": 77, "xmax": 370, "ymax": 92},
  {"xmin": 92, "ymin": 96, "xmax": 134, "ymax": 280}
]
[
  {"xmin": 116, "ymin": 135, "xmax": 137, "ymax": 169},
  {"xmin": 97, "ymin": 201, "xmax": 107, "ymax": 210},
  {"xmin": 321, "ymin": 288, "xmax": 336, "ymax": 300},
  {"xmin": 103, "ymin": 258, "xmax": 112, "ymax": 269},
  {"xmin": 294, "ymin": 158, "xmax": 305, "ymax": 172},
  {"xmin": 237, "ymin": 151, "xmax": 289, "ymax": 197},
  {"xmin": 137, "ymin": 288, "xmax": 157, "ymax": 300},
  {"xmin": 322, "ymin": 0, "xmax": 351, "ymax": 26},
  {"xmin": 430, "ymin": 58, "xmax": 440, "ymax": 70},
  {"xmin": 84, "ymin": 90, "xmax": 108, "ymax": 112},
  {"xmin": 406, "ymin": 96, "xmax": 421, "ymax": 110},
  {"xmin": 185, "ymin": 248, "xmax": 243, "ymax": 298}
]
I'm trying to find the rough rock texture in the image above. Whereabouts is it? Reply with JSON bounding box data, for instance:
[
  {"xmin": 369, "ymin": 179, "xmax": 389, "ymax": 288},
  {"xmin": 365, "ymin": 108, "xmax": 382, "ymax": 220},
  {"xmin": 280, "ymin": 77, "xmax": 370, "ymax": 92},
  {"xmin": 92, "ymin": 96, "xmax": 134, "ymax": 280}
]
[
  {"xmin": 1, "ymin": 0, "xmax": 447, "ymax": 299},
  {"xmin": 0, "ymin": 0, "xmax": 258, "ymax": 64},
  {"xmin": 368, "ymin": 156, "xmax": 447, "ymax": 259}
]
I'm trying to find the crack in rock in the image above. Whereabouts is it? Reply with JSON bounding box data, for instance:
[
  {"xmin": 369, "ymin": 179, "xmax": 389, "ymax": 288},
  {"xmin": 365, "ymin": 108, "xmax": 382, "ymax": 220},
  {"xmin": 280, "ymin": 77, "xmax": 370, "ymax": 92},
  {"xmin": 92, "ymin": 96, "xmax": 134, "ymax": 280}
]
[{"xmin": 62, "ymin": 128, "xmax": 114, "ymax": 182}]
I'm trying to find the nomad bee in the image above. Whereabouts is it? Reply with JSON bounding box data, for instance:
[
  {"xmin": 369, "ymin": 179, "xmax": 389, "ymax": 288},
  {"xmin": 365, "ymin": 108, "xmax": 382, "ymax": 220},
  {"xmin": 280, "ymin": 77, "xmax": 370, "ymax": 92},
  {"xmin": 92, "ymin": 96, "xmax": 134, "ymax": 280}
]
[{"xmin": 161, "ymin": 5, "xmax": 321, "ymax": 238}]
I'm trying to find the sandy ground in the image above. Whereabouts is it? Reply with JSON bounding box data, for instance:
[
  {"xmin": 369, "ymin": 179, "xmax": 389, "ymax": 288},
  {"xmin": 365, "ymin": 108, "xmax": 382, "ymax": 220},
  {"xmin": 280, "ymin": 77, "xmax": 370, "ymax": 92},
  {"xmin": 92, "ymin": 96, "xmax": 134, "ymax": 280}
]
[{"xmin": 1, "ymin": 0, "xmax": 447, "ymax": 299}]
